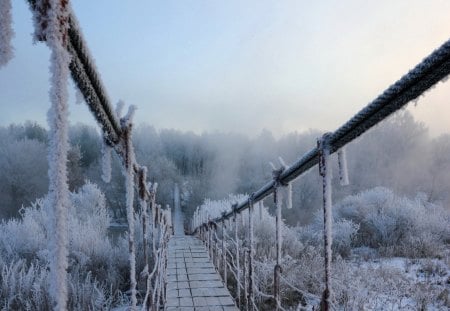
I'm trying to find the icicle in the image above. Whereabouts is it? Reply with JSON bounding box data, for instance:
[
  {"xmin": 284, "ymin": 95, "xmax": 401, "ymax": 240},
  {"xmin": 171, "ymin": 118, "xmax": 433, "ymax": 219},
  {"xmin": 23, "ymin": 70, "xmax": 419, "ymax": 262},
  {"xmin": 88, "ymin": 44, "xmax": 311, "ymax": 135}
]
[
  {"xmin": 269, "ymin": 161, "xmax": 276, "ymax": 170},
  {"xmin": 123, "ymin": 105, "xmax": 137, "ymax": 124},
  {"xmin": 286, "ymin": 182, "xmax": 292, "ymax": 209},
  {"xmin": 115, "ymin": 100, "xmax": 125, "ymax": 118},
  {"xmin": 318, "ymin": 134, "xmax": 333, "ymax": 310},
  {"xmin": 278, "ymin": 156, "xmax": 287, "ymax": 168},
  {"xmin": 278, "ymin": 156, "xmax": 292, "ymax": 209},
  {"xmin": 337, "ymin": 147, "xmax": 349, "ymax": 186},
  {"xmin": 0, "ymin": 0, "xmax": 14, "ymax": 68},
  {"xmin": 101, "ymin": 140, "xmax": 112, "ymax": 183}
]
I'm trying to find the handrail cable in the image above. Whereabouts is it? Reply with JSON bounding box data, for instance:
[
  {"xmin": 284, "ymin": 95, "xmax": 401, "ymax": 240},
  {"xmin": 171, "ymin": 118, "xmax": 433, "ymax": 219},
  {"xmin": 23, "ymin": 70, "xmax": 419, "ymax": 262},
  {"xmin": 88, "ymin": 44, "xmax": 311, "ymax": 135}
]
[{"xmin": 193, "ymin": 37, "xmax": 450, "ymax": 229}]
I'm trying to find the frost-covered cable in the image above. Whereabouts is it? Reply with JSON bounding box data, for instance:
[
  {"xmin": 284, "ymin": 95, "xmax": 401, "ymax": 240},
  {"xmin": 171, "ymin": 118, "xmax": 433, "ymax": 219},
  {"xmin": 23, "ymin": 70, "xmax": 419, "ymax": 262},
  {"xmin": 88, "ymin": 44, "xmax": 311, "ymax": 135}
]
[
  {"xmin": 337, "ymin": 147, "xmax": 349, "ymax": 186},
  {"xmin": 30, "ymin": 0, "xmax": 72, "ymax": 309},
  {"xmin": 0, "ymin": 0, "xmax": 14, "ymax": 67},
  {"xmin": 120, "ymin": 109, "xmax": 137, "ymax": 310},
  {"xmin": 272, "ymin": 167, "xmax": 284, "ymax": 311},
  {"xmin": 248, "ymin": 196, "xmax": 255, "ymax": 310},
  {"xmin": 233, "ymin": 206, "xmax": 241, "ymax": 308},
  {"xmin": 221, "ymin": 218, "xmax": 227, "ymax": 288},
  {"xmin": 243, "ymin": 247, "xmax": 248, "ymax": 308},
  {"xmin": 318, "ymin": 134, "xmax": 333, "ymax": 310},
  {"xmin": 139, "ymin": 167, "xmax": 149, "ymax": 269}
]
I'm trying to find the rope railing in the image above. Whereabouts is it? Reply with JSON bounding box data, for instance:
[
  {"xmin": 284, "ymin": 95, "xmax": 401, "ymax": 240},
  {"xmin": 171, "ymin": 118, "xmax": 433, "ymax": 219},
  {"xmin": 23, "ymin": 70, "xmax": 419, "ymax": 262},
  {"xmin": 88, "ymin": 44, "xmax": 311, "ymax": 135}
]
[
  {"xmin": 13, "ymin": 1, "xmax": 174, "ymax": 309},
  {"xmin": 192, "ymin": 36, "xmax": 450, "ymax": 227},
  {"xmin": 191, "ymin": 37, "xmax": 450, "ymax": 310}
]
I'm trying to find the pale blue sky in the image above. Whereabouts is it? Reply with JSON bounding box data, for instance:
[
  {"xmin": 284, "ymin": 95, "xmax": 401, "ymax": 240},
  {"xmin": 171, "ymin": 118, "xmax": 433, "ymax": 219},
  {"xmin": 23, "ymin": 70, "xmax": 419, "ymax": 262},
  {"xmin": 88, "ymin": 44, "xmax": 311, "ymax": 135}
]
[{"xmin": 1, "ymin": 0, "xmax": 450, "ymax": 136}]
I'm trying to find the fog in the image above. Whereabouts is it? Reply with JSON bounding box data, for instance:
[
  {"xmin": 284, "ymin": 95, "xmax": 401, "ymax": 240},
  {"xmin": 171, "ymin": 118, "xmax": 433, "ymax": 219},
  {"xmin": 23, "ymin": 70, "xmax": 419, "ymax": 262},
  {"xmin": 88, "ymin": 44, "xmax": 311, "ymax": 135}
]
[{"xmin": 1, "ymin": 110, "xmax": 449, "ymax": 226}]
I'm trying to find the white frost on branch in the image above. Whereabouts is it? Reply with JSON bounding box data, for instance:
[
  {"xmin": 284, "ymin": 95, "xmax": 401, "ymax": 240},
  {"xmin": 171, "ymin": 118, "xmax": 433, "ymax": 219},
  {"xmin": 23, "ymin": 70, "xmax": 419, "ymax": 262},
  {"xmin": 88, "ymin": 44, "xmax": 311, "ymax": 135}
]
[
  {"xmin": 101, "ymin": 140, "xmax": 112, "ymax": 183},
  {"xmin": 0, "ymin": 0, "xmax": 14, "ymax": 67}
]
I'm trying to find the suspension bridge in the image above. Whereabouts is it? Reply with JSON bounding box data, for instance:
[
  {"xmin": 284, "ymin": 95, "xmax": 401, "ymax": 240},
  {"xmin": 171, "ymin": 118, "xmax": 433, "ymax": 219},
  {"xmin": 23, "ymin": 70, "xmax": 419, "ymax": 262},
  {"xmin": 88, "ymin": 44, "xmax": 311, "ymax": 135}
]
[{"xmin": 1, "ymin": 1, "xmax": 450, "ymax": 310}]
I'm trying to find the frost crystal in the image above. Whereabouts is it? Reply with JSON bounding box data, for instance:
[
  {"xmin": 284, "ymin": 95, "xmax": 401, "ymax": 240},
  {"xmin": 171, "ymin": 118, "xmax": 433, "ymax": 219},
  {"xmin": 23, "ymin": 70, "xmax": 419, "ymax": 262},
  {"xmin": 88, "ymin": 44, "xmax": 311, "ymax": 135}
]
[{"xmin": 0, "ymin": 0, "xmax": 14, "ymax": 67}]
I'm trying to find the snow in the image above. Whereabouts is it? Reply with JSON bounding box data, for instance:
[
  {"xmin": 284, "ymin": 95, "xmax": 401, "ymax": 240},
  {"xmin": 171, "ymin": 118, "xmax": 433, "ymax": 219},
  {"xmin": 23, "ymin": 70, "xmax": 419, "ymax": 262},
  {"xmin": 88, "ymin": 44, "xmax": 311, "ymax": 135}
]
[{"xmin": 0, "ymin": 0, "xmax": 14, "ymax": 67}]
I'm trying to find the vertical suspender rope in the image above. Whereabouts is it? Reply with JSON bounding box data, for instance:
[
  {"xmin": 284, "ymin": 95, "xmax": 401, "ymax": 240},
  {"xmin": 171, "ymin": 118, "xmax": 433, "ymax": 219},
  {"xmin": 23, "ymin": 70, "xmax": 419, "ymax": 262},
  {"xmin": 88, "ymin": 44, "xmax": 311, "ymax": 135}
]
[
  {"xmin": 122, "ymin": 118, "xmax": 137, "ymax": 310},
  {"xmin": 248, "ymin": 196, "xmax": 255, "ymax": 311},
  {"xmin": 243, "ymin": 246, "xmax": 248, "ymax": 309},
  {"xmin": 35, "ymin": 1, "xmax": 72, "ymax": 308},
  {"xmin": 221, "ymin": 217, "xmax": 227, "ymax": 288},
  {"xmin": 233, "ymin": 204, "xmax": 241, "ymax": 309},
  {"xmin": 273, "ymin": 168, "xmax": 283, "ymax": 311},
  {"xmin": 318, "ymin": 133, "xmax": 333, "ymax": 311}
]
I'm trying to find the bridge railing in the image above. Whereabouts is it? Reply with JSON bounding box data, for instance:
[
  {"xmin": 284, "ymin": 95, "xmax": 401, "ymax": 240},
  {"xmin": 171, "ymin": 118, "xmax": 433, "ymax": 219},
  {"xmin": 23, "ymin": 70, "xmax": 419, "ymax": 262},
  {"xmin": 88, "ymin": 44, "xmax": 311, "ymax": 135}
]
[
  {"xmin": 3, "ymin": 1, "xmax": 174, "ymax": 309},
  {"xmin": 191, "ymin": 36, "xmax": 450, "ymax": 310}
]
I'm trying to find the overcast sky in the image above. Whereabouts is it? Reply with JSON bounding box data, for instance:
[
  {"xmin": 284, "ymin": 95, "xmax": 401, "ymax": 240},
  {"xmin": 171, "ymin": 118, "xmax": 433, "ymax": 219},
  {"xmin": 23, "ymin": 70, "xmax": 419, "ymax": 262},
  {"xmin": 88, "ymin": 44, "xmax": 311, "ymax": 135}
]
[{"xmin": 1, "ymin": 0, "xmax": 450, "ymax": 137}]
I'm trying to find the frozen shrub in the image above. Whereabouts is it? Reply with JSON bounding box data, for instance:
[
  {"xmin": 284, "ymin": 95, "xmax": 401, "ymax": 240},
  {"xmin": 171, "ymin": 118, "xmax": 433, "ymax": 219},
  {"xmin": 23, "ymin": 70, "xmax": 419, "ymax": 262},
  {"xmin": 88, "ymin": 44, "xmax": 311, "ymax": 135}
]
[
  {"xmin": 334, "ymin": 187, "xmax": 450, "ymax": 257},
  {"xmin": 0, "ymin": 181, "xmax": 130, "ymax": 309},
  {"xmin": 297, "ymin": 214, "xmax": 359, "ymax": 258}
]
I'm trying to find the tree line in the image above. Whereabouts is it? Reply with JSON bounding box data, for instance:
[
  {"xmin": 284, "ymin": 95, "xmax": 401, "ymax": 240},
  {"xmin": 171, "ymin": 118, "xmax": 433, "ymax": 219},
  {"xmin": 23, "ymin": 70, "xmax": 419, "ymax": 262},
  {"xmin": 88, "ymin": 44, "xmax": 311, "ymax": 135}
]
[{"xmin": 1, "ymin": 111, "xmax": 449, "ymax": 224}]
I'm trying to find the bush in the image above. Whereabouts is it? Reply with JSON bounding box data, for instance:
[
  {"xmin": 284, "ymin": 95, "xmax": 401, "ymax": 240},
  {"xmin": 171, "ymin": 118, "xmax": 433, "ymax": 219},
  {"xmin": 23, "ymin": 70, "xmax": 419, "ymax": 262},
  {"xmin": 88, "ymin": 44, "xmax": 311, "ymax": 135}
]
[
  {"xmin": 334, "ymin": 187, "xmax": 450, "ymax": 258},
  {"xmin": 0, "ymin": 182, "xmax": 131, "ymax": 310}
]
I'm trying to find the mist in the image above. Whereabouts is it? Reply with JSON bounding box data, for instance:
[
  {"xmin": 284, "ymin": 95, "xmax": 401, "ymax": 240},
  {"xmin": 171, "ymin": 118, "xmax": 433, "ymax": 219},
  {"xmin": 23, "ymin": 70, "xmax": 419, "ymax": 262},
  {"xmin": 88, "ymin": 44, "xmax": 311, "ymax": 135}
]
[{"xmin": 0, "ymin": 110, "xmax": 448, "ymax": 225}]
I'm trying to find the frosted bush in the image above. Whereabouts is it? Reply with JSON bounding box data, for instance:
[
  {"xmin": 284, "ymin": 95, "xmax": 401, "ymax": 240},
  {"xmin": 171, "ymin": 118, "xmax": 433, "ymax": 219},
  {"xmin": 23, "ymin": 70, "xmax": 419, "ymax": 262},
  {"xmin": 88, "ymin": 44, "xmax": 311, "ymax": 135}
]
[
  {"xmin": 0, "ymin": 181, "xmax": 131, "ymax": 309},
  {"xmin": 334, "ymin": 187, "xmax": 450, "ymax": 257},
  {"xmin": 297, "ymin": 214, "xmax": 359, "ymax": 258}
]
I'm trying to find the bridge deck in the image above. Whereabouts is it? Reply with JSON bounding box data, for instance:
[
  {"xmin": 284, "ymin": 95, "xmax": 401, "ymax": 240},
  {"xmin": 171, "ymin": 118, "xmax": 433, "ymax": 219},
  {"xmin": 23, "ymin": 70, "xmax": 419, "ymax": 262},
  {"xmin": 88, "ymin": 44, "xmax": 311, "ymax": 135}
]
[{"xmin": 166, "ymin": 185, "xmax": 237, "ymax": 310}]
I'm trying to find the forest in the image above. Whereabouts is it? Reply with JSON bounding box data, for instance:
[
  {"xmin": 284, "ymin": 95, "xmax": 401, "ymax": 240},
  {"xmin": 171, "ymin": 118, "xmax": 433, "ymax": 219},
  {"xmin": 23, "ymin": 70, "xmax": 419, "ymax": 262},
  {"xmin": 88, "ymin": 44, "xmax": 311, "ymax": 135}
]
[
  {"xmin": 0, "ymin": 111, "xmax": 449, "ymax": 309},
  {"xmin": 1, "ymin": 110, "xmax": 450, "ymax": 223}
]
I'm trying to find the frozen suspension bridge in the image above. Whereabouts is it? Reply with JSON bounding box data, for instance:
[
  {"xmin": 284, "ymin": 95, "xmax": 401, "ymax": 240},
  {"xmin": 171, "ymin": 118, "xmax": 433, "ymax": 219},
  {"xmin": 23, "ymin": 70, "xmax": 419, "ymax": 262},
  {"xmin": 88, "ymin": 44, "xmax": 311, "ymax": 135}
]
[
  {"xmin": 166, "ymin": 186, "xmax": 237, "ymax": 310},
  {"xmin": 1, "ymin": 0, "xmax": 450, "ymax": 310}
]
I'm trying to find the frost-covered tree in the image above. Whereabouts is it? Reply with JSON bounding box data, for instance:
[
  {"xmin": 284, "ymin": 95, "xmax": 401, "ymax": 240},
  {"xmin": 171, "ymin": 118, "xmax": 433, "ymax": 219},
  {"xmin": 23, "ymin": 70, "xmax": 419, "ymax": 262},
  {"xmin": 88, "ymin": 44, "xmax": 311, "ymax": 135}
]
[{"xmin": 0, "ymin": 137, "xmax": 48, "ymax": 218}]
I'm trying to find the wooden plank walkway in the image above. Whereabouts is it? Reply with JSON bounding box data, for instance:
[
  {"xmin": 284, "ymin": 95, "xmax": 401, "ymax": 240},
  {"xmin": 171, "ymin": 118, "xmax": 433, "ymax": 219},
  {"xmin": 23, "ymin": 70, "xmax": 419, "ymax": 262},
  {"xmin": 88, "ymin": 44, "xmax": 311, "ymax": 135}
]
[{"xmin": 165, "ymin": 185, "xmax": 238, "ymax": 311}]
